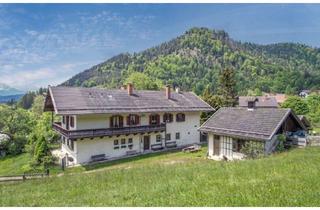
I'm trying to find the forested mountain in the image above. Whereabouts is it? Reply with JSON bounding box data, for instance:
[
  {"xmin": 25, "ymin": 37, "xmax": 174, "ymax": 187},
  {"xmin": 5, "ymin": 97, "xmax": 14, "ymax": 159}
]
[{"xmin": 62, "ymin": 27, "xmax": 320, "ymax": 95}]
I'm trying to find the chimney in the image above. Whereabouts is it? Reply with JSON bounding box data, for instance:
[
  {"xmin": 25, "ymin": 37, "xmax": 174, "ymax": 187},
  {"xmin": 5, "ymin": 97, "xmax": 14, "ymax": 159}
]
[
  {"xmin": 127, "ymin": 83, "xmax": 133, "ymax": 96},
  {"xmin": 247, "ymin": 97, "xmax": 257, "ymax": 110},
  {"xmin": 165, "ymin": 85, "xmax": 171, "ymax": 99}
]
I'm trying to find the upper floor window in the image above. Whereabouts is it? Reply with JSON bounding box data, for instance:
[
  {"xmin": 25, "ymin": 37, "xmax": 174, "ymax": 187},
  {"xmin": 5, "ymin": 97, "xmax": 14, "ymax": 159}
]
[
  {"xmin": 149, "ymin": 114, "xmax": 160, "ymax": 125},
  {"xmin": 62, "ymin": 116, "xmax": 65, "ymax": 124},
  {"xmin": 176, "ymin": 113, "xmax": 185, "ymax": 122},
  {"xmin": 110, "ymin": 115, "xmax": 123, "ymax": 128},
  {"xmin": 127, "ymin": 114, "xmax": 140, "ymax": 126},
  {"xmin": 163, "ymin": 113, "xmax": 173, "ymax": 123},
  {"xmin": 70, "ymin": 116, "xmax": 75, "ymax": 128}
]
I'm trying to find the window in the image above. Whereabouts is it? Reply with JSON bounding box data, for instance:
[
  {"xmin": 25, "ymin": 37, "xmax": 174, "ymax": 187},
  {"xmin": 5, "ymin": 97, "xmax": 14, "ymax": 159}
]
[
  {"xmin": 221, "ymin": 136, "xmax": 233, "ymax": 157},
  {"xmin": 156, "ymin": 134, "xmax": 162, "ymax": 142},
  {"xmin": 232, "ymin": 139, "xmax": 245, "ymax": 152},
  {"xmin": 149, "ymin": 114, "xmax": 160, "ymax": 125},
  {"xmin": 114, "ymin": 139, "xmax": 119, "ymax": 150},
  {"xmin": 128, "ymin": 138, "xmax": 133, "ymax": 149},
  {"xmin": 214, "ymin": 135, "xmax": 220, "ymax": 140},
  {"xmin": 175, "ymin": 132, "xmax": 180, "ymax": 140},
  {"xmin": 110, "ymin": 115, "xmax": 123, "ymax": 128},
  {"xmin": 165, "ymin": 133, "xmax": 171, "ymax": 141},
  {"xmin": 127, "ymin": 114, "xmax": 140, "ymax": 126},
  {"xmin": 62, "ymin": 136, "xmax": 65, "ymax": 144},
  {"xmin": 70, "ymin": 116, "xmax": 75, "ymax": 128},
  {"xmin": 62, "ymin": 116, "xmax": 65, "ymax": 124},
  {"xmin": 176, "ymin": 113, "xmax": 185, "ymax": 122},
  {"xmin": 163, "ymin": 113, "xmax": 173, "ymax": 123},
  {"xmin": 121, "ymin": 138, "xmax": 126, "ymax": 148}
]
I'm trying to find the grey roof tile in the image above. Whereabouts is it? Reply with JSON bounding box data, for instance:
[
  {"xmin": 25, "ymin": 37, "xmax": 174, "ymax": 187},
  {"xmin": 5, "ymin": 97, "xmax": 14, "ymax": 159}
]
[
  {"xmin": 46, "ymin": 86, "xmax": 213, "ymax": 115},
  {"xmin": 199, "ymin": 107, "xmax": 293, "ymax": 141}
]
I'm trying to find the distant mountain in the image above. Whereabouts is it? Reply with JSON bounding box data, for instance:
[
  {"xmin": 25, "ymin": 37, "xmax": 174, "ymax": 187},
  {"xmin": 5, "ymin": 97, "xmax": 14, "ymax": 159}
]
[
  {"xmin": 62, "ymin": 27, "xmax": 320, "ymax": 95},
  {"xmin": 0, "ymin": 83, "xmax": 24, "ymax": 96},
  {"xmin": 0, "ymin": 94, "xmax": 24, "ymax": 104}
]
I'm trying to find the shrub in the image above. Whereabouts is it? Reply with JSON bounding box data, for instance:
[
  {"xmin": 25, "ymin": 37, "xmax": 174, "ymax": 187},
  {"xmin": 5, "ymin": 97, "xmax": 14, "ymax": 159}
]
[
  {"xmin": 276, "ymin": 134, "xmax": 286, "ymax": 152},
  {"xmin": 240, "ymin": 141, "xmax": 265, "ymax": 159}
]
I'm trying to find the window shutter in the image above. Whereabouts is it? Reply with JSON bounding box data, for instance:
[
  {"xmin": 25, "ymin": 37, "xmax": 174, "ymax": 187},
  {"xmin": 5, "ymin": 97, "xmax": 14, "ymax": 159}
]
[
  {"xmin": 149, "ymin": 115, "xmax": 152, "ymax": 125},
  {"xmin": 119, "ymin": 116, "xmax": 123, "ymax": 127},
  {"xmin": 136, "ymin": 115, "xmax": 140, "ymax": 125},
  {"xmin": 110, "ymin": 117, "xmax": 113, "ymax": 128},
  {"xmin": 127, "ymin": 115, "xmax": 130, "ymax": 126},
  {"xmin": 156, "ymin": 114, "xmax": 160, "ymax": 125}
]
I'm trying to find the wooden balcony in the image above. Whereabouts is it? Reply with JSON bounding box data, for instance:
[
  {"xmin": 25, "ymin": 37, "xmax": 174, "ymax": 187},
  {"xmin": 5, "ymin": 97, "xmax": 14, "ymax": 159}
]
[{"xmin": 52, "ymin": 122, "xmax": 166, "ymax": 139}]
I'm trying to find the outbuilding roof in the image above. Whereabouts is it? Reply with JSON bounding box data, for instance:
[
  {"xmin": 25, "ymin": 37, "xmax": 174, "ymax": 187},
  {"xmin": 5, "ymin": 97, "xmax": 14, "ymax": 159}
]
[
  {"xmin": 199, "ymin": 107, "xmax": 305, "ymax": 141},
  {"xmin": 44, "ymin": 86, "xmax": 213, "ymax": 115}
]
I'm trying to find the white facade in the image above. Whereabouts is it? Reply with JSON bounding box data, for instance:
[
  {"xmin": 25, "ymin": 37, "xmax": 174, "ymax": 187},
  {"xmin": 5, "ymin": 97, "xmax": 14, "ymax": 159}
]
[
  {"xmin": 207, "ymin": 134, "xmax": 248, "ymax": 160},
  {"xmin": 59, "ymin": 111, "xmax": 201, "ymax": 166}
]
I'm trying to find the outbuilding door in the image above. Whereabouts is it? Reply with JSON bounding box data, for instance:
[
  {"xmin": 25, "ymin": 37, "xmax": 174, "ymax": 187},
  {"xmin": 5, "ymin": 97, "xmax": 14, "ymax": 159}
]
[{"xmin": 214, "ymin": 139, "xmax": 220, "ymax": 155}]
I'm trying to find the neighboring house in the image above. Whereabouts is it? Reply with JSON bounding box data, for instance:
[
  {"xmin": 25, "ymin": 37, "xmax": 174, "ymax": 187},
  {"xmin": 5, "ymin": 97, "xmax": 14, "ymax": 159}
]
[
  {"xmin": 263, "ymin": 93, "xmax": 287, "ymax": 105},
  {"xmin": 199, "ymin": 102, "xmax": 306, "ymax": 160},
  {"xmin": 299, "ymin": 90, "xmax": 311, "ymax": 98},
  {"xmin": 238, "ymin": 96, "xmax": 278, "ymax": 108},
  {"xmin": 44, "ymin": 84, "xmax": 213, "ymax": 166}
]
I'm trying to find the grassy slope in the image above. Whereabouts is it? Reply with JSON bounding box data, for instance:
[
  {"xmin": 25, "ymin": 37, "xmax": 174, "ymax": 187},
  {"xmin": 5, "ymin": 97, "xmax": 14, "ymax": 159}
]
[
  {"xmin": 0, "ymin": 153, "xmax": 31, "ymax": 175},
  {"xmin": 0, "ymin": 147, "xmax": 320, "ymax": 206}
]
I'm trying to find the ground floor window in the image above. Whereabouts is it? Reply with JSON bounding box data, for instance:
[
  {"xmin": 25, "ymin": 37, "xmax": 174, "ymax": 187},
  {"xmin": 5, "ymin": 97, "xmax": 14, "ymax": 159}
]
[
  {"xmin": 221, "ymin": 136, "xmax": 232, "ymax": 157},
  {"xmin": 165, "ymin": 133, "xmax": 171, "ymax": 141},
  {"xmin": 175, "ymin": 132, "xmax": 180, "ymax": 140},
  {"xmin": 156, "ymin": 134, "xmax": 162, "ymax": 142},
  {"xmin": 114, "ymin": 139, "xmax": 119, "ymax": 150},
  {"xmin": 232, "ymin": 139, "xmax": 246, "ymax": 152},
  {"xmin": 121, "ymin": 139, "xmax": 126, "ymax": 148},
  {"xmin": 128, "ymin": 138, "xmax": 133, "ymax": 149}
]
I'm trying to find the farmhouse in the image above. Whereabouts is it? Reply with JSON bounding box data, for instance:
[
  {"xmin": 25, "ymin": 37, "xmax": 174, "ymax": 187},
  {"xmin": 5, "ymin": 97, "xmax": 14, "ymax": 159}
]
[
  {"xmin": 44, "ymin": 84, "xmax": 213, "ymax": 166},
  {"xmin": 238, "ymin": 96, "xmax": 278, "ymax": 108},
  {"xmin": 199, "ymin": 102, "xmax": 307, "ymax": 160}
]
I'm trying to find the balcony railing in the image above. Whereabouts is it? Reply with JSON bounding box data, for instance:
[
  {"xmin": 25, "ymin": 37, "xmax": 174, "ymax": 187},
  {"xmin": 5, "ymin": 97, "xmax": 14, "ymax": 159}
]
[{"xmin": 52, "ymin": 122, "xmax": 166, "ymax": 139}]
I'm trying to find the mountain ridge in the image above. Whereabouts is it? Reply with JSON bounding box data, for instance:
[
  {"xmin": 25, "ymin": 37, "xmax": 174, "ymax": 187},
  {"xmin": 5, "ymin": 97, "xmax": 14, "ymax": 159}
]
[{"xmin": 62, "ymin": 27, "xmax": 320, "ymax": 95}]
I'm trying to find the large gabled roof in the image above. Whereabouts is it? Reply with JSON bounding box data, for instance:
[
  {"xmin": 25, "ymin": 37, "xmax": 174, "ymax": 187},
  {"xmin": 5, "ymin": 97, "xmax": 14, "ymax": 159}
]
[
  {"xmin": 199, "ymin": 107, "xmax": 306, "ymax": 141},
  {"xmin": 44, "ymin": 86, "xmax": 214, "ymax": 115}
]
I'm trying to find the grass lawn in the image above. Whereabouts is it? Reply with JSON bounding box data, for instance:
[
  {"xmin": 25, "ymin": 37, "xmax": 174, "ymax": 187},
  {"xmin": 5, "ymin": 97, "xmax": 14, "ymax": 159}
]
[
  {"xmin": 0, "ymin": 153, "xmax": 31, "ymax": 175},
  {"xmin": 0, "ymin": 146, "xmax": 320, "ymax": 206}
]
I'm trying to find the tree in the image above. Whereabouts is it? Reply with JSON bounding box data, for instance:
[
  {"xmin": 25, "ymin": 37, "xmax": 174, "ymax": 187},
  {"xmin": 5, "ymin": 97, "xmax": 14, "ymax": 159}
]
[
  {"xmin": 125, "ymin": 72, "xmax": 162, "ymax": 90},
  {"xmin": 281, "ymin": 96, "xmax": 309, "ymax": 115},
  {"xmin": 218, "ymin": 67, "xmax": 237, "ymax": 107},
  {"xmin": 31, "ymin": 95, "xmax": 45, "ymax": 117},
  {"xmin": 200, "ymin": 86, "xmax": 225, "ymax": 123},
  {"xmin": 18, "ymin": 92, "xmax": 36, "ymax": 109}
]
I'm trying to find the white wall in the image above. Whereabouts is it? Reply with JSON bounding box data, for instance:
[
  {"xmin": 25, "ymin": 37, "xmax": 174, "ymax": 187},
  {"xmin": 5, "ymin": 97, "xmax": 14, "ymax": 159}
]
[{"xmin": 59, "ymin": 111, "xmax": 202, "ymax": 165}]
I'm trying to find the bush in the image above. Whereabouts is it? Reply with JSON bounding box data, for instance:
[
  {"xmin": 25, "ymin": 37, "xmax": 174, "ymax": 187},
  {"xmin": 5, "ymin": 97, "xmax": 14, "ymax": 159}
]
[
  {"xmin": 276, "ymin": 134, "xmax": 286, "ymax": 152},
  {"xmin": 240, "ymin": 141, "xmax": 265, "ymax": 159}
]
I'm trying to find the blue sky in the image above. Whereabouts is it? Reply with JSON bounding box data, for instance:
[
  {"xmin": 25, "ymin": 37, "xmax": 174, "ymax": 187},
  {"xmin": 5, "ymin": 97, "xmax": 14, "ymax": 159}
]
[{"xmin": 1, "ymin": 4, "xmax": 320, "ymax": 91}]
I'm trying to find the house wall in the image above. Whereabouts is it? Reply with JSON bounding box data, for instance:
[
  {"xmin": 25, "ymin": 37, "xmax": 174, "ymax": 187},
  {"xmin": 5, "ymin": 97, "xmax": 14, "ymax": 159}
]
[
  {"xmin": 207, "ymin": 133, "xmax": 256, "ymax": 160},
  {"xmin": 59, "ymin": 111, "xmax": 201, "ymax": 165}
]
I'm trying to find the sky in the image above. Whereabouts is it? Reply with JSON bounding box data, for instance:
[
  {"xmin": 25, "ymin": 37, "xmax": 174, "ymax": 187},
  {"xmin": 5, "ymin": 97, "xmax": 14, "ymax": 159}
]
[{"xmin": 1, "ymin": 3, "xmax": 320, "ymax": 91}]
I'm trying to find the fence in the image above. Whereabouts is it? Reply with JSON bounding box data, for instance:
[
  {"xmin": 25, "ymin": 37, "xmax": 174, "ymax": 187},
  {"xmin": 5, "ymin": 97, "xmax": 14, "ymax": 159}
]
[
  {"xmin": 308, "ymin": 136, "xmax": 320, "ymax": 146},
  {"xmin": 0, "ymin": 169, "xmax": 49, "ymax": 182}
]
